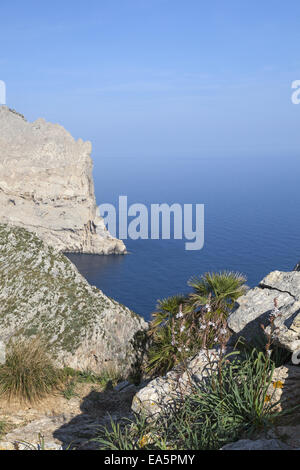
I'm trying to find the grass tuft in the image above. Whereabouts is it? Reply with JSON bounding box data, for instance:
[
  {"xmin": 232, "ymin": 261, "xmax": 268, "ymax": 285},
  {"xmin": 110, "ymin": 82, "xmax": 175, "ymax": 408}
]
[{"xmin": 0, "ymin": 337, "xmax": 64, "ymax": 403}]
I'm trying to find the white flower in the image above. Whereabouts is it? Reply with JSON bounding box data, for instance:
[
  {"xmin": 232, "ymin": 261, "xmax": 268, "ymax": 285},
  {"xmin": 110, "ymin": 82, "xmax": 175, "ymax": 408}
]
[
  {"xmin": 199, "ymin": 324, "xmax": 206, "ymax": 330},
  {"xmin": 208, "ymin": 321, "xmax": 216, "ymax": 327},
  {"xmin": 180, "ymin": 325, "xmax": 185, "ymax": 332},
  {"xmin": 205, "ymin": 304, "xmax": 211, "ymax": 312},
  {"xmin": 176, "ymin": 311, "xmax": 183, "ymax": 319},
  {"xmin": 178, "ymin": 347, "xmax": 182, "ymax": 352},
  {"xmin": 270, "ymin": 307, "xmax": 280, "ymax": 318},
  {"xmin": 220, "ymin": 328, "xmax": 227, "ymax": 335}
]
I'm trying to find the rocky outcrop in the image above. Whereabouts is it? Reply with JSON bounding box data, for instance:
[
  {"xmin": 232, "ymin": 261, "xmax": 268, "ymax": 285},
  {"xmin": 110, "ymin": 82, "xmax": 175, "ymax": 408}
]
[
  {"xmin": 0, "ymin": 106, "xmax": 125, "ymax": 254},
  {"xmin": 132, "ymin": 349, "xmax": 219, "ymax": 417},
  {"xmin": 293, "ymin": 261, "xmax": 300, "ymax": 271},
  {"xmin": 228, "ymin": 270, "xmax": 300, "ymax": 353},
  {"xmin": 0, "ymin": 380, "xmax": 139, "ymax": 450},
  {"xmin": 267, "ymin": 365, "xmax": 300, "ymax": 412},
  {"xmin": 0, "ymin": 224, "xmax": 147, "ymax": 374}
]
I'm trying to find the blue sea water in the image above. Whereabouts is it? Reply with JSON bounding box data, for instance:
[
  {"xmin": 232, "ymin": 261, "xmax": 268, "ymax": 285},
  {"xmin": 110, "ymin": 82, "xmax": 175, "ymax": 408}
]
[{"xmin": 67, "ymin": 155, "xmax": 300, "ymax": 321}]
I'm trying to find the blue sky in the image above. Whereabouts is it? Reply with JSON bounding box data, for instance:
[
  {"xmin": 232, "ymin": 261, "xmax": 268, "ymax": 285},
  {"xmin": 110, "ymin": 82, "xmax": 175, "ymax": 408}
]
[{"xmin": 1, "ymin": 0, "xmax": 300, "ymax": 162}]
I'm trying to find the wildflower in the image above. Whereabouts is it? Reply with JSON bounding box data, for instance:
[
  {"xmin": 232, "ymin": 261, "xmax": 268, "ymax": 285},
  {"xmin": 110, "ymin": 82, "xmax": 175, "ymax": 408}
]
[
  {"xmin": 205, "ymin": 303, "xmax": 211, "ymax": 312},
  {"xmin": 199, "ymin": 323, "xmax": 206, "ymax": 330},
  {"xmin": 139, "ymin": 435, "xmax": 149, "ymax": 448},
  {"xmin": 220, "ymin": 328, "xmax": 227, "ymax": 335},
  {"xmin": 270, "ymin": 308, "xmax": 280, "ymax": 320},
  {"xmin": 176, "ymin": 304, "xmax": 184, "ymax": 319},
  {"xmin": 270, "ymin": 298, "xmax": 280, "ymax": 319},
  {"xmin": 180, "ymin": 325, "xmax": 185, "ymax": 332},
  {"xmin": 273, "ymin": 380, "xmax": 284, "ymax": 389},
  {"xmin": 178, "ymin": 347, "xmax": 182, "ymax": 352},
  {"xmin": 208, "ymin": 321, "xmax": 216, "ymax": 327},
  {"xmin": 264, "ymin": 395, "xmax": 271, "ymax": 403}
]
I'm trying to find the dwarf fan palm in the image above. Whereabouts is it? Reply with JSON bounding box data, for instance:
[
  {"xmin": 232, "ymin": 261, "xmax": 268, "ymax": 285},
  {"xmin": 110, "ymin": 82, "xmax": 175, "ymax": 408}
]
[
  {"xmin": 188, "ymin": 271, "xmax": 247, "ymax": 316},
  {"xmin": 149, "ymin": 294, "xmax": 187, "ymax": 334}
]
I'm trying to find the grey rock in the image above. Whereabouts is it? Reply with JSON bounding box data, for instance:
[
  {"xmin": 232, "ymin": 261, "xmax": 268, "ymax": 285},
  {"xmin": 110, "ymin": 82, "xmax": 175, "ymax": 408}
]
[
  {"xmin": 0, "ymin": 224, "xmax": 148, "ymax": 374},
  {"xmin": 228, "ymin": 270, "xmax": 300, "ymax": 352},
  {"xmin": 0, "ymin": 106, "xmax": 126, "ymax": 254},
  {"xmin": 221, "ymin": 438, "xmax": 293, "ymax": 450},
  {"xmin": 266, "ymin": 365, "xmax": 300, "ymax": 412},
  {"xmin": 294, "ymin": 261, "xmax": 300, "ymax": 271},
  {"xmin": 132, "ymin": 349, "xmax": 220, "ymax": 417}
]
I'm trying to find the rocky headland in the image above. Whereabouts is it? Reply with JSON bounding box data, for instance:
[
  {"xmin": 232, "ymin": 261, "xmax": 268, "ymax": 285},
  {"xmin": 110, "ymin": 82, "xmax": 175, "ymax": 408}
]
[{"xmin": 0, "ymin": 107, "xmax": 125, "ymax": 254}]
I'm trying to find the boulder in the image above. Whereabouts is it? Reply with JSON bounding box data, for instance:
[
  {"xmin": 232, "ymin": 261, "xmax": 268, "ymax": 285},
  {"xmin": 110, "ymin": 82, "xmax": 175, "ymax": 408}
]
[
  {"xmin": 0, "ymin": 107, "xmax": 125, "ymax": 254},
  {"xmin": 0, "ymin": 224, "xmax": 147, "ymax": 374},
  {"xmin": 132, "ymin": 349, "xmax": 219, "ymax": 417},
  {"xmin": 267, "ymin": 365, "xmax": 300, "ymax": 413},
  {"xmin": 228, "ymin": 270, "xmax": 300, "ymax": 353}
]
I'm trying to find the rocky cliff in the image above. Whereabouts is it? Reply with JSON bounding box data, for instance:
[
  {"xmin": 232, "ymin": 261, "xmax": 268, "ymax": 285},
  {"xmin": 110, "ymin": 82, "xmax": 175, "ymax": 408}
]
[
  {"xmin": 0, "ymin": 107, "xmax": 125, "ymax": 254},
  {"xmin": 227, "ymin": 270, "xmax": 300, "ymax": 353},
  {"xmin": 0, "ymin": 224, "xmax": 147, "ymax": 374}
]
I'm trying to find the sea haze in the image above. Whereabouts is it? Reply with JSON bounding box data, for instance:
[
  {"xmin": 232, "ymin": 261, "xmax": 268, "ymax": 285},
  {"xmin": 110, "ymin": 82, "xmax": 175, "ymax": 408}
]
[{"xmin": 67, "ymin": 155, "xmax": 300, "ymax": 321}]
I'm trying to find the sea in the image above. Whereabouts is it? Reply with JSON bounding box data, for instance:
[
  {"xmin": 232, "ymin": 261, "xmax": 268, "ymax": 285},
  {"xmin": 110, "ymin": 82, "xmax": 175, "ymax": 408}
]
[{"xmin": 67, "ymin": 154, "xmax": 300, "ymax": 322}]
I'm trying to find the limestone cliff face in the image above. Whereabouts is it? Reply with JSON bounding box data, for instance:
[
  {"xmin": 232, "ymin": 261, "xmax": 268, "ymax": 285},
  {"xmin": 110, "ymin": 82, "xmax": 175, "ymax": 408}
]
[
  {"xmin": 228, "ymin": 270, "xmax": 300, "ymax": 353},
  {"xmin": 0, "ymin": 107, "xmax": 126, "ymax": 254},
  {"xmin": 0, "ymin": 224, "xmax": 147, "ymax": 374}
]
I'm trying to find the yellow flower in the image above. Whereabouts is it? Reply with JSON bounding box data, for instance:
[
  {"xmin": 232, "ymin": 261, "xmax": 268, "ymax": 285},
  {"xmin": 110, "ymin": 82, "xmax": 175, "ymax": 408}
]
[
  {"xmin": 139, "ymin": 435, "xmax": 149, "ymax": 448},
  {"xmin": 273, "ymin": 380, "xmax": 284, "ymax": 389},
  {"xmin": 264, "ymin": 395, "xmax": 271, "ymax": 403}
]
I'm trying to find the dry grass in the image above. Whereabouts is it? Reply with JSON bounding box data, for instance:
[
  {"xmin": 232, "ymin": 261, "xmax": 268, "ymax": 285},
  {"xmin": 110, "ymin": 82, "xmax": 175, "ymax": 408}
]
[{"xmin": 0, "ymin": 337, "xmax": 64, "ymax": 403}]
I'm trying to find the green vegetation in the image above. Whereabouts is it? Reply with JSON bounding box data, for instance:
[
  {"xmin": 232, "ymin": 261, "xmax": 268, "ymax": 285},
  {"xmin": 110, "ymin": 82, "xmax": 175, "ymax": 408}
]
[
  {"xmin": 62, "ymin": 379, "xmax": 79, "ymax": 400},
  {"xmin": 188, "ymin": 271, "xmax": 248, "ymax": 313},
  {"xmin": 146, "ymin": 271, "xmax": 247, "ymax": 376},
  {"xmin": 95, "ymin": 350, "xmax": 288, "ymax": 450},
  {"xmin": 0, "ymin": 224, "xmax": 127, "ymax": 356},
  {"xmin": 0, "ymin": 337, "xmax": 64, "ymax": 403},
  {"xmin": 61, "ymin": 367, "xmax": 124, "ymax": 399},
  {"xmin": 0, "ymin": 420, "xmax": 6, "ymax": 438}
]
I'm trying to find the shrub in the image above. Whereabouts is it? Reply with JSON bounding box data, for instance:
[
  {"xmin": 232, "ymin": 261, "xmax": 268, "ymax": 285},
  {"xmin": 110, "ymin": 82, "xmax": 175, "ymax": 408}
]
[
  {"xmin": 146, "ymin": 272, "xmax": 247, "ymax": 377},
  {"xmin": 95, "ymin": 350, "xmax": 286, "ymax": 450},
  {"xmin": 0, "ymin": 337, "xmax": 64, "ymax": 402},
  {"xmin": 188, "ymin": 270, "xmax": 248, "ymax": 314}
]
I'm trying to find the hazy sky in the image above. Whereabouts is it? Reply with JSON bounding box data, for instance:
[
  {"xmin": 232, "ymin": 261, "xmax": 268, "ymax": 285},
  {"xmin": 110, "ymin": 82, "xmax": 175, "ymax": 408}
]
[{"xmin": 1, "ymin": 0, "xmax": 300, "ymax": 162}]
